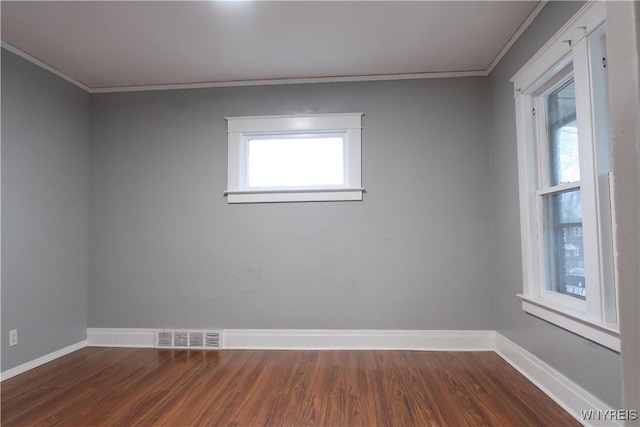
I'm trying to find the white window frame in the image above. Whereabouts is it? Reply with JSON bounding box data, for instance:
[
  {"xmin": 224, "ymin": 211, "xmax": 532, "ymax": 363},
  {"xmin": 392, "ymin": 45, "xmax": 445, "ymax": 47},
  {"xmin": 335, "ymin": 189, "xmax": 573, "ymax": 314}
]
[
  {"xmin": 511, "ymin": 2, "xmax": 620, "ymax": 351},
  {"xmin": 225, "ymin": 113, "xmax": 364, "ymax": 203}
]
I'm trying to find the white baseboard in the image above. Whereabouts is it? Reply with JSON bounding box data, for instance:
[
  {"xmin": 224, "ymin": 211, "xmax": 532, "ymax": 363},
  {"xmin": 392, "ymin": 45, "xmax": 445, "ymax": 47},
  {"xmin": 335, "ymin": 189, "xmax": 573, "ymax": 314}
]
[
  {"xmin": 44, "ymin": 328, "xmax": 619, "ymax": 427},
  {"xmin": 85, "ymin": 328, "xmax": 495, "ymax": 351},
  {"xmin": 223, "ymin": 329, "xmax": 496, "ymax": 350},
  {"xmin": 87, "ymin": 328, "xmax": 155, "ymax": 348},
  {"xmin": 495, "ymin": 333, "xmax": 621, "ymax": 427},
  {"xmin": 0, "ymin": 340, "xmax": 87, "ymax": 382}
]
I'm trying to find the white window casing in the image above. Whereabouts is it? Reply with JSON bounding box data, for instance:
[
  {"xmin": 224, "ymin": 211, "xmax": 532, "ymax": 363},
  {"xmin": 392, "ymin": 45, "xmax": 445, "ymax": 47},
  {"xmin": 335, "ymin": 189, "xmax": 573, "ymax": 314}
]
[
  {"xmin": 511, "ymin": 2, "xmax": 620, "ymax": 351},
  {"xmin": 225, "ymin": 113, "xmax": 364, "ymax": 203}
]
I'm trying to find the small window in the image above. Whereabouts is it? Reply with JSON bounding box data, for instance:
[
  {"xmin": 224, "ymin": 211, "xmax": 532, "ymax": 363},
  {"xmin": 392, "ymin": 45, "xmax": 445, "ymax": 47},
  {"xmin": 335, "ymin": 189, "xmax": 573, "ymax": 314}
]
[{"xmin": 225, "ymin": 114, "xmax": 364, "ymax": 203}]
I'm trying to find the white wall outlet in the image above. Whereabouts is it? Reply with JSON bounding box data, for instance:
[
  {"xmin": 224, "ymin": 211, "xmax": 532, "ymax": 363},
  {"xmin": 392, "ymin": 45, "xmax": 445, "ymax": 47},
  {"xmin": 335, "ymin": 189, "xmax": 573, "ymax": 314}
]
[{"xmin": 9, "ymin": 329, "xmax": 17, "ymax": 347}]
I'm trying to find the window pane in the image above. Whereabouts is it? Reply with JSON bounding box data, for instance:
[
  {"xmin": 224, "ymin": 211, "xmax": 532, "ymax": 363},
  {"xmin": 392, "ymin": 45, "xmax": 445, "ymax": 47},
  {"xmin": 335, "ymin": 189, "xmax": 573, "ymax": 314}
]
[
  {"xmin": 547, "ymin": 79, "xmax": 580, "ymax": 185},
  {"xmin": 247, "ymin": 136, "xmax": 344, "ymax": 188},
  {"xmin": 543, "ymin": 189, "xmax": 585, "ymax": 300}
]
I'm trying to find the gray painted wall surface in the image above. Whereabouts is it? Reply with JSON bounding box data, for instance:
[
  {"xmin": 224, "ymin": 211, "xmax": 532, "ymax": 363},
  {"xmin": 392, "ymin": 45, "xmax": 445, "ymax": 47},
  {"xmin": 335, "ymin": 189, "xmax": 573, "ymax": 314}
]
[
  {"xmin": 488, "ymin": 2, "xmax": 622, "ymax": 408},
  {"xmin": 89, "ymin": 78, "xmax": 494, "ymax": 330},
  {"xmin": 1, "ymin": 50, "xmax": 90, "ymax": 371},
  {"xmin": 607, "ymin": 1, "xmax": 640, "ymax": 414}
]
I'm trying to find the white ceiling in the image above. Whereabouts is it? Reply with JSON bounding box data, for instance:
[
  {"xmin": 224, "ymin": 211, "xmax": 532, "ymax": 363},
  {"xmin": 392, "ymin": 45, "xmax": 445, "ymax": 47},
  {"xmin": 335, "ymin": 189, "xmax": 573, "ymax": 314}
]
[{"xmin": 1, "ymin": 1, "xmax": 540, "ymax": 91}]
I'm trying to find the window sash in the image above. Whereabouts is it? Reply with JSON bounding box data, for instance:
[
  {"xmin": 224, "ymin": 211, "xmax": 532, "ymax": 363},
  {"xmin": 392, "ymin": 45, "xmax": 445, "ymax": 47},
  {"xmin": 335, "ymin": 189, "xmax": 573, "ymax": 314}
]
[
  {"xmin": 533, "ymin": 70, "xmax": 577, "ymax": 190},
  {"xmin": 240, "ymin": 132, "xmax": 349, "ymax": 191},
  {"xmin": 537, "ymin": 188, "xmax": 587, "ymax": 308}
]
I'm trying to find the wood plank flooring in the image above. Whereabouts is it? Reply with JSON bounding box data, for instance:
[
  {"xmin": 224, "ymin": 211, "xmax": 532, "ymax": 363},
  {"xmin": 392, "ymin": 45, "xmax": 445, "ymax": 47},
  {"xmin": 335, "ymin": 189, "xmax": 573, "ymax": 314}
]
[{"xmin": 1, "ymin": 348, "xmax": 580, "ymax": 426}]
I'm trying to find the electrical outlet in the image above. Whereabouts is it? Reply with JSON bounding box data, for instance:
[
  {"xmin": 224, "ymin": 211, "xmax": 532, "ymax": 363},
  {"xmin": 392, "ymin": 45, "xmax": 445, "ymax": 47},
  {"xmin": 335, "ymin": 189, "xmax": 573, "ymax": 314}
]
[{"xmin": 9, "ymin": 329, "xmax": 17, "ymax": 347}]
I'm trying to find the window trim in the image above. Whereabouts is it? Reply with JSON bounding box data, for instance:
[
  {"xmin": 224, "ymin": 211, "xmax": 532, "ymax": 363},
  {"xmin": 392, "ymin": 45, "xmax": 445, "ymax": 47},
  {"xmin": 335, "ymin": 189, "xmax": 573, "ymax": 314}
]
[
  {"xmin": 225, "ymin": 113, "xmax": 364, "ymax": 203},
  {"xmin": 511, "ymin": 1, "xmax": 620, "ymax": 351},
  {"xmin": 520, "ymin": 296, "xmax": 620, "ymax": 352}
]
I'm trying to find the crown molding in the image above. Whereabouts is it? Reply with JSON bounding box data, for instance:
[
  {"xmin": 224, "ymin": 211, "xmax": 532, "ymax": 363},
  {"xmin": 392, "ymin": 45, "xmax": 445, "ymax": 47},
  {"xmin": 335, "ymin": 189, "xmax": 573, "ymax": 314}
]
[
  {"xmin": 1, "ymin": 41, "xmax": 91, "ymax": 92},
  {"xmin": 486, "ymin": 1, "xmax": 548, "ymax": 75},
  {"xmin": 90, "ymin": 71, "xmax": 487, "ymax": 93}
]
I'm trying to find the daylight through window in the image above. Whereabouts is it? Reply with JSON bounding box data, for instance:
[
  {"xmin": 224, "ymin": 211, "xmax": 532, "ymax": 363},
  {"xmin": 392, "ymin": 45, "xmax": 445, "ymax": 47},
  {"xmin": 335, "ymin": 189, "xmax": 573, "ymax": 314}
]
[
  {"xmin": 225, "ymin": 113, "xmax": 364, "ymax": 203},
  {"xmin": 512, "ymin": 2, "xmax": 619, "ymax": 351}
]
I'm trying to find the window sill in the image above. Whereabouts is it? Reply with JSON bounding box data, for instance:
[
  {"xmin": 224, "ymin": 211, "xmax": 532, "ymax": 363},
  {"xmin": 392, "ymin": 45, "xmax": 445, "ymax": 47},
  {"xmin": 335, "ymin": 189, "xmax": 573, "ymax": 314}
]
[
  {"xmin": 518, "ymin": 294, "xmax": 620, "ymax": 352},
  {"xmin": 224, "ymin": 188, "xmax": 365, "ymax": 204}
]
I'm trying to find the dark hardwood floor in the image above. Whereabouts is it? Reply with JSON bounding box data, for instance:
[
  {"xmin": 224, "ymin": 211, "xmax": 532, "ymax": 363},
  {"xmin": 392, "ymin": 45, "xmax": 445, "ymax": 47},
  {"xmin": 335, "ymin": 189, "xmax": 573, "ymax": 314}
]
[{"xmin": 1, "ymin": 348, "xmax": 580, "ymax": 426}]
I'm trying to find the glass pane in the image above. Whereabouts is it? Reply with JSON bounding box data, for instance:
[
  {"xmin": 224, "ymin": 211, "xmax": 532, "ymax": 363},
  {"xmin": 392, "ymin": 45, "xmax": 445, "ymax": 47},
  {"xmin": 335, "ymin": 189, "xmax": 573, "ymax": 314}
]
[
  {"xmin": 547, "ymin": 79, "xmax": 580, "ymax": 185},
  {"xmin": 543, "ymin": 189, "xmax": 585, "ymax": 300},
  {"xmin": 247, "ymin": 136, "xmax": 344, "ymax": 188}
]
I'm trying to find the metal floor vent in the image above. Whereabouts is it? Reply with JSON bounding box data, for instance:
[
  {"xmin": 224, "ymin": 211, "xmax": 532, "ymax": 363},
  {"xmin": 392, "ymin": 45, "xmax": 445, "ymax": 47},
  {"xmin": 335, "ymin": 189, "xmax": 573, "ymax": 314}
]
[{"xmin": 155, "ymin": 329, "xmax": 222, "ymax": 350}]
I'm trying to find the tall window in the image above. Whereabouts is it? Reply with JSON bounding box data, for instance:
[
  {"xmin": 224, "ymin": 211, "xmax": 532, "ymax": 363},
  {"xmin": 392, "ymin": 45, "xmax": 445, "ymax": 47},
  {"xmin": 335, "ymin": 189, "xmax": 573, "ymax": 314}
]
[
  {"xmin": 512, "ymin": 2, "xmax": 619, "ymax": 351},
  {"xmin": 540, "ymin": 78, "xmax": 584, "ymax": 301}
]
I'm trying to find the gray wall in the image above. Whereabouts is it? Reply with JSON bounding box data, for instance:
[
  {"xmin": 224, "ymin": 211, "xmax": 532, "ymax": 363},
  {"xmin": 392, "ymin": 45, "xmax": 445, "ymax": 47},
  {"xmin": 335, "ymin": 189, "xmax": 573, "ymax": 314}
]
[
  {"xmin": 1, "ymin": 50, "xmax": 90, "ymax": 371},
  {"xmin": 488, "ymin": 1, "xmax": 622, "ymax": 408},
  {"xmin": 607, "ymin": 1, "xmax": 640, "ymax": 415},
  {"xmin": 89, "ymin": 78, "xmax": 494, "ymax": 330}
]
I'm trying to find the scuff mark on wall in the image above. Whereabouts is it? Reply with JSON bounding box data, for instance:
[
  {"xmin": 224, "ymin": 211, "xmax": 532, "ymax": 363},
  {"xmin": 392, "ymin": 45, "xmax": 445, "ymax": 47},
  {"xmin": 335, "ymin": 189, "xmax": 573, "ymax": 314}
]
[{"xmin": 233, "ymin": 261, "xmax": 263, "ymax": 294}]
